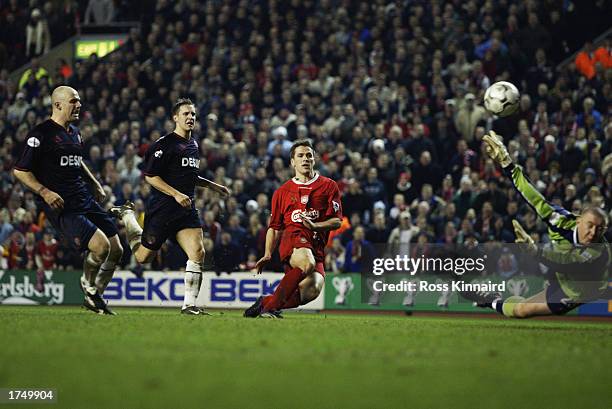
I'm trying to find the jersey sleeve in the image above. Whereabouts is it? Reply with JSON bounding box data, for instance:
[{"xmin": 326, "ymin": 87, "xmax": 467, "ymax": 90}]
[
  {"xmin": 143, "ymin": 141, "xmax": 168, "ymax": 177},
  {"xmin": 14, "ymin": 129, "xmax": 44, "ymax": 171},
  {"xmin": 505, "ymin": 164, "xmax": 575, "ymax": 232},
  {"xmin": 324, "ymin": 181, "xmax": 343, "ymax": 219},
  {"xmin": 269, "ymin": 189, "xmax": 284, "ymax": 230}
]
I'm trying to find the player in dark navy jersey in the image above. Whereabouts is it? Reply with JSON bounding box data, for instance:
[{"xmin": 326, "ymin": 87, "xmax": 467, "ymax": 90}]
[
  {"xmin": 13, "ymin": 86, "xmax": 122, "ymax": 315},
  {"xmin": 111, "ymin": 98, "xmax": 230, "ymax": 315}
]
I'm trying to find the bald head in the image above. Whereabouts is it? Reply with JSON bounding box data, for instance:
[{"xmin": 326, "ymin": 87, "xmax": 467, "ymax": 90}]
[
  {"xmin": 50, "ymin": 86, "xmax": 81, "ymax": 126},
  {"xmin": 51, "ymin": 86, "xmax": 78, "ymax": 105}
]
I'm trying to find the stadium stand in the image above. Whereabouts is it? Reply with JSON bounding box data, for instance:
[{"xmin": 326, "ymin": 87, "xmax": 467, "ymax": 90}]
[{"xmin": 0, "ymin": 0, "xmax": 610, "ymax": 276}]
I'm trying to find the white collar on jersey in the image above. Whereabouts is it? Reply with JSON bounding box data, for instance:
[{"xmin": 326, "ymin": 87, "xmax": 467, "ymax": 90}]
[
  {"xmin": 573, "ymin": 227, "xmax": 583, "ymax": 247},
  {"xmin": 292, "ymin": 172, "xmax": 320, "ymax": 185}
]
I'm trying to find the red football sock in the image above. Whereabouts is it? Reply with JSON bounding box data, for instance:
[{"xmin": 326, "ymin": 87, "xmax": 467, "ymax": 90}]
[
  {"xmin": 281, "ymin": 288, "xmax": 302, "ymax": 309},
  {"xmin": 263, "ymin": 267, "xmax": 304, "ymax": 311},
  {"xmin": 261, "ymin": 295, "xmax": 272, "ymax": 309}
]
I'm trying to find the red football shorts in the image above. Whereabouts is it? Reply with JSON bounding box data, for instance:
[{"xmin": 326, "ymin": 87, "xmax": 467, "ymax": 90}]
[
  {"xmin": 283, "ymin": 261, "xmax": 326, "ymax": 278},
  {"xmin": 279, "ymin": 231, "xmax": 326, "ymax": 277},
  {"xmin": 278, "ymin": 230, "xmax": 314, "ymax": 261}
]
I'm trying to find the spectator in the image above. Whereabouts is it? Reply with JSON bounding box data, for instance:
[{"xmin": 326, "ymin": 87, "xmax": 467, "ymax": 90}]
[
  {"xmin": 7, "ymin": 92, "xmax": 30, "ymax": 123},
  {"xmin": 213, "ymin": 232, "xmax": 241, "ymax": 274},
  {"xmin": 266, "ymin": 126, "xmax": 292, "ymax": 158},
  {"xmin": 18, "ymin": 58, "xmax": 49, "ymax": 90},
  {"xmin": 575, "ymin": 42, "xmax": 597, "ymax": 79},
  {"xmin": 325, "ymin": 237, "xmax": 346, "ymax": 274},
  {"xmin": 84, "ymin": 0, "xmax": 115, "ymax": 25},
  {"xmin": 412, "ymin": 151, "xmax": 443, "ymax": 193},
  {"xmin": 36, "ymin": 229, "xmax": 58, "ymax": 271},
  {"xmin": 454, "ymin": 93, "xmax": 487, "ymax": 143},
  {"xmin": 387, "ymin": 211, "xmax": 419, "ymax": 256},
  {"xmin": 343, "ymin": 226, "xmax": 375, "ymax": 273},
  {"xmin": 366, "ymin": 212, "xmax": 391, "ymax": 244},
  {"xmin": 593, "ymin": 37, "xmax": 611, "ymax": 69},
  {"xmin": 25, "ymin": 9, "xmax": 50, "ymax": 58}
]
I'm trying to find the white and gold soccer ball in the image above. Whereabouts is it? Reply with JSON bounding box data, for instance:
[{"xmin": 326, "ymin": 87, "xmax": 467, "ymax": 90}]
[{"xmin": 483, "ymin": 81, "xmax": 520, "ymax": 117}]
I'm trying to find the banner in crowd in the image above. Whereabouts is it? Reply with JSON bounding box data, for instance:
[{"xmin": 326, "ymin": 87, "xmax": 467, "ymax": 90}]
[{"xmin": 0, "ymin": 270, "xmax": 82, "ymax": 305}]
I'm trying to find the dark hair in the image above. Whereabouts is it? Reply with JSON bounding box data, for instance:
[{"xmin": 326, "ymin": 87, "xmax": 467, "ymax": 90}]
[
  {"xmin": 290, "ymin": 139, "xmax": 315, "ymax": 158},
  {"xmin": 172, "ymin": 98, "xmax": 195, "ymax": 116}
]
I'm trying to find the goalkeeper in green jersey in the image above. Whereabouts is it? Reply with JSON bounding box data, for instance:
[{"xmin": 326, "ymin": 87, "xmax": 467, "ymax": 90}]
[{"xmin": 474, "ymin": 131, "xmax": 610, "ymax": 318}]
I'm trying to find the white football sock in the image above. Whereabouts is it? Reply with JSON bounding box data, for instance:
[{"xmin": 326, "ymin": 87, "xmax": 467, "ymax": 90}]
[
  {"xmin": 96, "ymin": 260, "xmax": 117, "ymax": 294},
  {"xmin": 82, "ymin": 252, "xmax": 103, "ymax": 293},
  {"xmin": 183, "ymin": 260, "xmax": 202, "ymax": 308},
  {"xmin": 122, "ymin": 211, "xmax": 143, "ymax": 253}
]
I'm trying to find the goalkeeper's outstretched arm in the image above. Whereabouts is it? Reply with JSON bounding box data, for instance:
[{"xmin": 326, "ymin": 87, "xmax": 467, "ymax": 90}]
[{"xmin": 483, "ymin": 132, "xmax": 576, "ymax": 232}]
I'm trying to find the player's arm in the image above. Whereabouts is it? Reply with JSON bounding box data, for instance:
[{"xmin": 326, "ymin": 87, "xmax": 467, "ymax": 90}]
[
  {"xmin": 144, "ymin": 175, "xmax": 192, "ymax": 208},
  {"xmin": 254, "ymin": 228, "xmax": 281, "ymax": 274},
  {"xmin": 483, "ymin": 131, "xmax": 573, "ymax": 229},
  {"xmin": 303, "ymin": 181, "xmax": 343, "ymax": 232},
  {"xmin": 196, "ymin": 176, "xmax": 231, "ymax": 197},
  {"xmin": 13, "ymin": 169, "xmax": 64, "ymax": 210},
  {"xmin": 81, "ymin": 161, "xmax": 106, "ymax": 202},
  {"xmin": 255, "ymin": 190, "xmax": 285, "ymax": 273},
  {"xmin": 142, "ymin": 143, "xmax": 192, "ymax": 208},
  {"xmin": 14, "ymin": 131, "xmax": 64, "ymax": 210},
  {"xmin": 506, "ymin": 164, "xmax": 572, "ymax": 224},
  {"xmin": 302, "ymin": 217, "xmax": 342, "ymax": 232}
]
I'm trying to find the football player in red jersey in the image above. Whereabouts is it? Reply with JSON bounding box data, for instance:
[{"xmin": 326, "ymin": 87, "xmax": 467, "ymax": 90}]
[{"xmin": 244, "ymin": 139, "xmax": 343, "ymax": 318}]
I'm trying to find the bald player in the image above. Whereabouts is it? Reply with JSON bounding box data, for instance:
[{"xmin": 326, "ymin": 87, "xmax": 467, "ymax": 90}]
[{"xmin": 14, "ymin": 86, "xmax": 122, "ymax": 315}]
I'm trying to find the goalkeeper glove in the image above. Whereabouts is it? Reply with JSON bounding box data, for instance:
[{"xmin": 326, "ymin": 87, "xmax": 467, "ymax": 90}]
[
  {"xmin": 512, "ymin": 220, "xmax": 537, "ymax": 255},
  {"xmin": 483, "ymin": 131, "xmax": 512, "ymax": 168}
]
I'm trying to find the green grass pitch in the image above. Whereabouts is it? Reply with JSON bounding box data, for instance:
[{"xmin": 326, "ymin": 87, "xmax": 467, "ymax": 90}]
[{"xmin": 0, "ymin": 306, "xmax": 611, "ymax": 409}]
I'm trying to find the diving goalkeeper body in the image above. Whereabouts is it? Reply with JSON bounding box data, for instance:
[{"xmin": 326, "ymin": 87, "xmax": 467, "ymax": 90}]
[{"xmin": 476, "ymin": 131, "xmax": 610, "ymax": 318}]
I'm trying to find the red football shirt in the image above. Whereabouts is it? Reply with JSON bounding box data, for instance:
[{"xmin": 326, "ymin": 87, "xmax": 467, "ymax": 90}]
[
  {"xmin": 37, "ymin": 240, "xmax": 58, "ymax": 270},
  {"xmin": 269, "ymin": 173, "xmax": 342, "ymax": 262}
]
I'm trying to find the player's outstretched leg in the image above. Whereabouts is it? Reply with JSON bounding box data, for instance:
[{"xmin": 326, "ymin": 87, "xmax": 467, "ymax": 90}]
[
  {"xmin": 471, "ymin": 289, "xmax": 555, "ymax": 318},
  {"xmin": 248, "ymin": 252, "xmax": 323, "ymax": 319},
  {"xmin": 259, "ymin": 248, "xmax": 315, "ymax": 317},
  {"xmin": 110, "ymin": 201, "xmax": 142, "ymax": 253},
  {"xmin": 274, "ymin": 269, "xmax": 325, "ymax": 316}
]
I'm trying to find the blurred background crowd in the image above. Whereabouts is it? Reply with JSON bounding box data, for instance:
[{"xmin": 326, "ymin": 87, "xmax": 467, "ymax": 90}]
[{"xmin": 0, "ymin": 0, "xmax": 610, "ymax": 277}]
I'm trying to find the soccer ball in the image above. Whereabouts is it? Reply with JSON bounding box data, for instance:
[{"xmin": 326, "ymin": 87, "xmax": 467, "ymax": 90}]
[{"xmin": 483, "ymin": 81, "xmax": 520, "ymax": 117}]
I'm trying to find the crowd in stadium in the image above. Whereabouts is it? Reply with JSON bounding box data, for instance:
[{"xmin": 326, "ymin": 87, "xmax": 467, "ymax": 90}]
[{"xmin": 0, "ymin": 0, "xmax": 610, "ymax": 276}]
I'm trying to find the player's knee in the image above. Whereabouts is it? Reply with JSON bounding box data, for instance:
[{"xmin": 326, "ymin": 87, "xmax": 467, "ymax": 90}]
[
  {"xmin": 92, "ymin": 238, "xmax": 111, "ymax": 261},
  {"xmin": 301, "ymin": 259, "xmax": 316, "ymax": 275},
  {"xmin": 192, "ymin": 246, "xmax": 205, "ymax": 262},
  {"xmin": 303, "ymin": 284, "xmax": 322, "ymax": 303}
]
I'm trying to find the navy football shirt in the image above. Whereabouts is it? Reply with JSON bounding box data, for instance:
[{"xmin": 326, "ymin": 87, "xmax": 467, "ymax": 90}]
[
  {"xmin": 15, "ymin": 119, "xmax": 91, "ymax": 211},
  {"xmin": 143, "ymin": 132, "xmax": 201, "ymax": 212}
]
